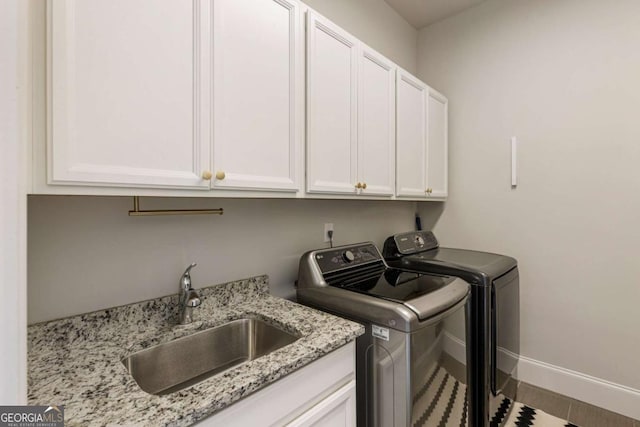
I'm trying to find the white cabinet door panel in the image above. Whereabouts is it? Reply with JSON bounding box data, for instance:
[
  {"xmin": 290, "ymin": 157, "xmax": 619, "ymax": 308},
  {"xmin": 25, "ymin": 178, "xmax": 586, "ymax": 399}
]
[
  {"xmin": 212, "ymin": 0, "xmax": 300, "ymax": 191},
  {"xmin": 396, "ymin": 70, "xmax": 427, "ymax": 198},
  {"xmin": 48, "ymin": 0, "xmax": 211, "ymax": 189},
  {"xmin": 194, "ymin": 343, "xmax": 355, "ymax": 427},
  {"xmin": 427, "ymin": 89, "xmax": 448, "ymax": 198},
  {"xmin": 287, "ymin": 380, "xmax": 356, "ymax": 427},
  {"xmin": 306, "ymin": 12, "xmax": 358, "ymax": 194},
  {"xmin": 358, "ymin": 47, "xmax": 395, "ymax": 197}
]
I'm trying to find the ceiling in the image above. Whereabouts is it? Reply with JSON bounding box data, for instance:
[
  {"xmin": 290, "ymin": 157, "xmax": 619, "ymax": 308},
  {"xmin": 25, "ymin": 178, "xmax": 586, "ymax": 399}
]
[{"xmin": 384, "ymin": 0, "xmax": 486, "ymax": 29}]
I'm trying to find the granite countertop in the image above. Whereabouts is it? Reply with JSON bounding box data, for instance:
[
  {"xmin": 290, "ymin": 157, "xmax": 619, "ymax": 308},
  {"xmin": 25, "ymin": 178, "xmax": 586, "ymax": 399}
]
[{"xmin": 28, "ymin": 275, "xmax": 364, "ymax": 427}]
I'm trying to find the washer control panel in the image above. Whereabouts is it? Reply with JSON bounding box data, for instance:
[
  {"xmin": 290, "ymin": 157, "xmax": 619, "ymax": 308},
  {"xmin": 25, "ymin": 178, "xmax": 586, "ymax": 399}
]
[{"xmin": 314, "ymin": 243, "xmax": 382, "ymax": 274}]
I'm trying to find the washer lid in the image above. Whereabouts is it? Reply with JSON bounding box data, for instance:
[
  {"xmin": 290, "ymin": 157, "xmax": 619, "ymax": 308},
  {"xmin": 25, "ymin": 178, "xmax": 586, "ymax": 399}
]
[{"xmin": 337, "ymin": 269, "xmax": 469, "ymax": 321}]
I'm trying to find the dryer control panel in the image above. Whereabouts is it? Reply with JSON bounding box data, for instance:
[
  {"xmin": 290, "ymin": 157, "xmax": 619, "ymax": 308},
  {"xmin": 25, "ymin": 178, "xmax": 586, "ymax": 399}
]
[{"xmin": 383, "ymin": 231, "xmax": 439, "ymax": 258}]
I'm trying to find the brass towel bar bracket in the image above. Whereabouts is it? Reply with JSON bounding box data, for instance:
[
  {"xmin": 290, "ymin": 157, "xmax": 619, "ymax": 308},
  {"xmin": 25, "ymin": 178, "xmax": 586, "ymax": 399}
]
[{"xmin": 128, "ymin": 196, "xmax": 224, "ymax": 217}]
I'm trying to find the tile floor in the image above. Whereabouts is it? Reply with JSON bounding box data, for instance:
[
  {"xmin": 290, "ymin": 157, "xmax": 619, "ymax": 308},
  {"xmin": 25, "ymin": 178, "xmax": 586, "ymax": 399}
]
[{"xmin": 517, "ymin": 382, "xmax": 639, "ymax": 427}]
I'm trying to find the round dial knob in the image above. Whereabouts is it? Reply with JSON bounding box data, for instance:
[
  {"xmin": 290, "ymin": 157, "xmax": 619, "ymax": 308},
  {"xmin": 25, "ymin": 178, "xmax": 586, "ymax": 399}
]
[
  {"xmin": 342, "ymin": 250, "xmax": 355, "ymax": 263},
  {"xmin": 415, "ymin": 236, "xmax": 425, "ymax": 247}
]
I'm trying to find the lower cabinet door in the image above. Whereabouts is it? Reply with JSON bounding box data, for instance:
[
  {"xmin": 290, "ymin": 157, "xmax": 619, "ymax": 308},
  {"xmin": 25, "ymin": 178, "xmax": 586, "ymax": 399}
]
[
  {"xmin": 287, "ymin": 380, "xmax": 356, "ymax": 427},
  {"xmin": 193, "ymin": 343, "xmax": 355, "ymax": 427}
]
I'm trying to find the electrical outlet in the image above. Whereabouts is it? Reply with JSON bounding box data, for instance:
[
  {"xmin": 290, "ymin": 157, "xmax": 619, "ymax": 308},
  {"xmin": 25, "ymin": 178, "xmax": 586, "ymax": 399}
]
[{"xmin": 323, "ymin": 223, "xmax": 334, "ymax": 242}]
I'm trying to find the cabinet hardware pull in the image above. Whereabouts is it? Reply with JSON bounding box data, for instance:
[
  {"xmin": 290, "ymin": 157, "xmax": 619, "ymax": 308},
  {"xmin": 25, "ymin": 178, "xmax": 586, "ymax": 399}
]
[
  {"xmin": 355, "ymin": 182, "xmax": 362, "ymax": 189},
  {"xmin": 215, "ymin": 171, "xmax": 226, "ymax": 180},
  {"xmin": 202, "ymin": 171, "xmax": 213, "ymax": 180},
  {"xmin": 362, "ymin": 183, "xmax": 367, "ymax": 189}
]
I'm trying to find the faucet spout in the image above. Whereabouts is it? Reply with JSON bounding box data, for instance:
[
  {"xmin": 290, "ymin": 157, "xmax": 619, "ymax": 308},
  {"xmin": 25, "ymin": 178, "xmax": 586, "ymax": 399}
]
[{"xmin": 178, "ymin": 263, "xmax": 201, "ymax": 325}]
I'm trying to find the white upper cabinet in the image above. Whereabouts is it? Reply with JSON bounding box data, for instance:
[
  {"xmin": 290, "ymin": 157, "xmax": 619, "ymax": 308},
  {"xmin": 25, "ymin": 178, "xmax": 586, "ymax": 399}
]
[
  {"xmin": 212, "ymin": 0, "xmax": 302, "ymax": 192},
  {"xmin": 396, "ymin": 69, "xmax": 448, "ymax": 199},
  {"xmin": 357, "ymin": 46, "xmax": 396, "ymax": 196},
  {"xmin": 427, "ymin": 88, "xmax": 448, "ymax": 198},
  {"xmin": 396, "ymin": 69, "xmax": 428, "ymax": 198},
  {"xmin": 47, "ymin": 0, "xmax": 302, "ymax": 193},
  {"xmin": 306, "ymin": 12, "xmax": 395, "ymax": 197},
  {"xmin": 43, "ymin": 1, "xmax": 446, "ymax": 200},
  {"xmin": 48, "ymin": 0, "xmax": 212, "ymax": 189},
  {"xmin": 306, "ymin": 11, "xmax": 358, "ymax": 194}
]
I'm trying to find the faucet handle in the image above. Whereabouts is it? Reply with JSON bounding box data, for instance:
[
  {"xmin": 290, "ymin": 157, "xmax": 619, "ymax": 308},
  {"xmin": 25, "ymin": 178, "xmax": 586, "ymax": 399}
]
[{"xmin": 180, "ymin": 262, "xmax": 197, "ymax": 290}]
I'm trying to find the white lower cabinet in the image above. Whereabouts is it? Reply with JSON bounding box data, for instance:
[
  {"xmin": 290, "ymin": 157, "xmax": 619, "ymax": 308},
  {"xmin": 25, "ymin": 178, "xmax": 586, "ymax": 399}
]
[
  {"xmin": 287, "ymin": 381, "xmax": 356, "ymax": 427},
  {"xmin": 195, "ymin": 342, "xmax": 356, "ymax": 427}
]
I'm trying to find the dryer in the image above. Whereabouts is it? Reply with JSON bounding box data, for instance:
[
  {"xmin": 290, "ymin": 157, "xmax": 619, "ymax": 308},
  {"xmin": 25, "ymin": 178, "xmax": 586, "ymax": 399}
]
[{"xmin": 383, "ymin": 231, "xmax": 520, "ymax": 427}]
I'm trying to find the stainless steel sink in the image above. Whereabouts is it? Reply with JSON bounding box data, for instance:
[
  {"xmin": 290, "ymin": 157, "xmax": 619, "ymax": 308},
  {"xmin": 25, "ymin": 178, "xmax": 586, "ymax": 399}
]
[{"xmin": 122, "ymin": 317, "xmax": 299, "ymax": 395}]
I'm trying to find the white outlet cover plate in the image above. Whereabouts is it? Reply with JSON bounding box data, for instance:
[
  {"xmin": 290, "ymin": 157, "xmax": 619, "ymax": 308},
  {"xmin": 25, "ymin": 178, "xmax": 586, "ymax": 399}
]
[{"xmin": 323, "ymin": 223, "xmax": 334, "ymax": 242}]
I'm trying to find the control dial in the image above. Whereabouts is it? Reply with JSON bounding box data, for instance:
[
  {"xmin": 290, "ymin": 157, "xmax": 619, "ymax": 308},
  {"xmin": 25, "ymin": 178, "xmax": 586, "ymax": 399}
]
[
  {"xmin": 342, "ymin": 250, "xmax": 355, "ymax": 263},
  {"xmin": 415, "ymin": 235, "xmax": 425, "ymax": 248}
]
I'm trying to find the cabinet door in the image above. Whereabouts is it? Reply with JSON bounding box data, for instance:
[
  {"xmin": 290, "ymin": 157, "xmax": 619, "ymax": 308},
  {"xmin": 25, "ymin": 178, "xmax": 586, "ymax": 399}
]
[
  {"xmin": 396, "ymin": 70, "xmax": 427, "ymax": 198},
  {"xmin": 212, "ymin": 0, "xmax": 301, "ymax": 191},
  {"xmin": 357, "ymin": 46, "xmax": 395, "ymax": 197},
  {"xmin": 427, "ymin": 88, "xmax": 448, "ymax": 198},
  {"xmin": 306, "ymin": 11, "xmax": 358, "ymax": 194},
  {"xmin": 48, "ymin": 0, "xmax": 211, "ymax": 189},
  {"xmin": 287, "ymin": 380, "xmax": 356, "ymax": 427}
]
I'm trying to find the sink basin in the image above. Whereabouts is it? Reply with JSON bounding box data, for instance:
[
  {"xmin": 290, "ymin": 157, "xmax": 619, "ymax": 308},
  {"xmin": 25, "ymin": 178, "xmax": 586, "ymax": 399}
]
[{"xmin": 122, "ymin": 317, "xmax": 300, "ymax": 395}]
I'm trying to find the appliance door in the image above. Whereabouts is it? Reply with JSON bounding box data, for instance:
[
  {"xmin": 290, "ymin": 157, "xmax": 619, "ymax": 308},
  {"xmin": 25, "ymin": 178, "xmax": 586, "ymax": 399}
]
[
  {"xmin": 363, "ymin": 297, "xmax": 469, "ymax": 427},
  {"xmin": 491, "ymin": 267, "xmax": 520, "ymax": 397},
  {"xmin": 408, "ymin": 297, "xmax": 470, "ymax": 427}
]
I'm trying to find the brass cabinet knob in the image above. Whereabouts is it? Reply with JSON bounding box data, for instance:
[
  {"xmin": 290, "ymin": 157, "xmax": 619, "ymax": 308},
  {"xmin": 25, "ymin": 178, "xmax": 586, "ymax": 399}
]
[
  {"xmin": 355, "ymin": 182, "xmax": 362, "ymax": 189},
  {"xmin": 202, "ymin": 171, "xmax": 213, "ymax": 180},
  {"xmin": 215, "ymin": 171, "xmax": 226, "ymax": 180},
  {"xmin": 362, "ymin": 183, "xmax": 367, "ymax": 189}
]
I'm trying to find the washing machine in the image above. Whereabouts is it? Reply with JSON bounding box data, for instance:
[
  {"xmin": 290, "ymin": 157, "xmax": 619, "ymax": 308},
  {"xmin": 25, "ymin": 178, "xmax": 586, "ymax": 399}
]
[
  {"xmin": 383, "ymin": 231, "xmax": 520, "ymax": 427},
  {"xmin": 297, "ymin": 242, "xmax": 472, "ymax": 426}
]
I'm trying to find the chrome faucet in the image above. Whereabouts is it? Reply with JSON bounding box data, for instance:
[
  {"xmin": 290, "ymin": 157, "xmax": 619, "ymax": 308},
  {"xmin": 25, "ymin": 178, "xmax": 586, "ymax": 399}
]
[{"xmin": 178, "ymin": 263, "xmax": 201, "ymax": 325}]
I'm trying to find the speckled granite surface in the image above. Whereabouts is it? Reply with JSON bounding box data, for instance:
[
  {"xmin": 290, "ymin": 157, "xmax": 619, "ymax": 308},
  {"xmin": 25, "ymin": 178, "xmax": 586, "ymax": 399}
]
[{"xmin": 28, "ymin": 275, "xmax": 364, "ymax": 427}]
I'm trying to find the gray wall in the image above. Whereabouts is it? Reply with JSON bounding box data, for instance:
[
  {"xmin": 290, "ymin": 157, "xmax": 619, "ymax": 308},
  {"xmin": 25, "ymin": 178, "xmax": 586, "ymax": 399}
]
[
  {"xmin": 417, "ymin": 0, "xmax": 640, "ymax": 391},
  {"xmin": 304, "ymin": 0, "xmax": 418, "ymax": 73},
  {"xmin": 28, "ymin": 196, "xmax": 418, "ymax": 323}
]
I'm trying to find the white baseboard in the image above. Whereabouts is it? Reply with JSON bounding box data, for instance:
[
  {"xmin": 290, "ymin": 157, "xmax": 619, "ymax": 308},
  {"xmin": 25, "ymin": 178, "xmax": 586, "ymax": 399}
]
[
  {"xmin": 443, "ymin": 332, "xmax": 640, "ymax": 420},
  {"xmin": 517, "ymin": 354, "xmax": 640, "ymax": 421}
]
